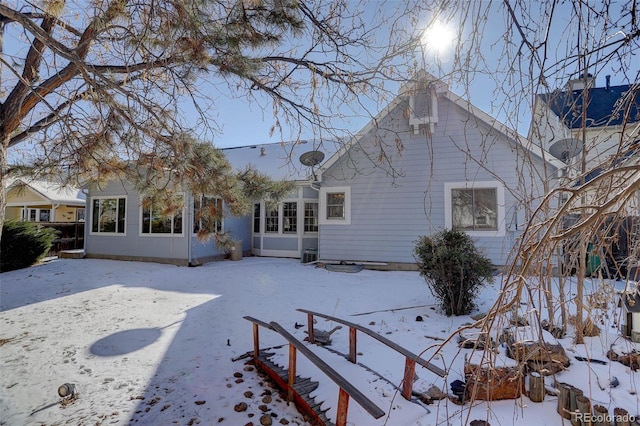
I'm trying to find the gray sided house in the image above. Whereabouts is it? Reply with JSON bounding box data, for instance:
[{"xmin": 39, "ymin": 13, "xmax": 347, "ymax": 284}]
[
  {"xmin": 84, "ymin": 141, "xmax": 325, "ymax": 265},
  {"xmin": 224, "ymin": 141, "xmax": 328, "ymax": 259},
  {"xmin": 84, "ymin": 179, "xmax": 251, "ymax": 266},
  {"xmin": 84, "ymin": 73, "xmax": 564, "ymax": 268},
  {"xmin": 313, "ymin": 72, "xmax": 563, "ymax": 267}
]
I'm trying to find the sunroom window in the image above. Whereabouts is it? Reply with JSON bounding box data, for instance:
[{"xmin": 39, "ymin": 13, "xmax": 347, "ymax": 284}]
[
  {"xmin": 141, "ymin": 195, "xmax": 183, "ymax": 235},
  {"xmin": 91, "ymin": 197, "xmax": 126, "ymax": 234}
]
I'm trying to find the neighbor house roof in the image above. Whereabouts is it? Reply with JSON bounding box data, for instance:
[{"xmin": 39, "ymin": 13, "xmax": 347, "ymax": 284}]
[
  {"xmin": 223, "ymin": 140, "xmax": 336, "ymax": 181},
  {"xmin": 538, "ymin": 84, "xmax": 640, "ymax": 129},
  {"xmin": 6, "ymin": 178, "xmax": 85, "ymax": 205}
]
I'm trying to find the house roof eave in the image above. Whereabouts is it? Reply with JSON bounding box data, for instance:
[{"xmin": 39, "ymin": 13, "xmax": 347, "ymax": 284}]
[
  {"xmin": 443, "ymin": 91, "xmax": 566, "ymax": 171},
  {"xmin": 319, "ymin": 75, "xmax": 565, "ymax": 179}
]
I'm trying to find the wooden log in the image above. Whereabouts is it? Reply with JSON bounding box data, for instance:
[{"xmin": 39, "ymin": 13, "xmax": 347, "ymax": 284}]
[
  {"xmin": 556, "ymin": 382, "xmax": 572, "ymax": 419},
  {"xmin": 528, "ymin": 372, "xmax": 545, "ymax": 402},
  {"xmin": 570, "ymin": 386, "xmax": 584, "ymax": 426},
  {"xmin": 592, "ymin": 405, "xmax": 609, "ymax": 426},
  {"xmin": 614, "ymin": 407, "xmax": 631, "ymax": 426},
  {"xmin": 576, "ymin": 395, "xmax": 592, "ymax": 426}
]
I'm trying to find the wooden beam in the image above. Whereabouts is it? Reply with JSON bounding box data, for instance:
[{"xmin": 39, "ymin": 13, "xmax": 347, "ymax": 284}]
[
  {"xmin": 402, "ymin": 358, "xmax": 416, "ymax": 400},
  {"xmin": 252, "ymin": 322, "xmax": 260, "ymax": 359},
  {"xmin": 336, "ymin": 388, "xmax": 350, "ymax": 426},
  {"xmin": 306, "ymin": 312, "xmax": 315, "ymax": 344},
  {"xmin": 348, "ymin": 327, "xmax": 357, "ymax": 363},
  {"xmin": 269, "ymin": 321, "xmax": 385, "ymax": 420},
  {"xmin": 297, "ymin": 308, "xmax": 446, "ymax": 377},
  {"xmin": 288, "ymin": 344, "xmax": 297, "ymax": 401}
]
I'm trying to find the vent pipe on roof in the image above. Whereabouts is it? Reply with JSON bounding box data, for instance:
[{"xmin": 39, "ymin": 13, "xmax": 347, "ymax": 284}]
[{"xmin": 606, "ymin": 75, "xmax": 611, "ymax": 91}]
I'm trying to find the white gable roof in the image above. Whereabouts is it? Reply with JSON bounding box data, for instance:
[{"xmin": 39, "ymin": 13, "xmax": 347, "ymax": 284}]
[{"xmin": 223, "ymin": 140, "xmax": 335, "ymax": 181}]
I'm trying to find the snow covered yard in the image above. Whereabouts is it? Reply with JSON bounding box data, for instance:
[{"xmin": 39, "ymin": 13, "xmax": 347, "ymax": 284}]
[{"xmin": 1, "ymin": 257, "xmax": 638, "ymax": 425}]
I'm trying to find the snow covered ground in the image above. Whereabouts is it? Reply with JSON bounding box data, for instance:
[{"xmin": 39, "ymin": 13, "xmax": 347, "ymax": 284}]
[{"xmin": 1, "ymin": 257, "xmax": 638, "ymax": 425}]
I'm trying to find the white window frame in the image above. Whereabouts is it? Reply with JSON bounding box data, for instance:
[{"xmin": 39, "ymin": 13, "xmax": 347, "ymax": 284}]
[
  {"xmin": 139, "ymin": 193, "xmax": 185, "ymax": 237},
  {"xmin": 319, "ymin": 186, "xmax": 351, "ymax": 225},
  {"xmin": 265, "ymin": 204, "xmax": 279, "ymax": 233},
  {"xmin": 90, "ymin": 196, "xmax": 127, "ymax": 235},
  {"xmin": 303, "ymin": 201, "xmax": 319, "ymax": 234},
  {"xmin": 253, "ymin": 203, "xmax": 261, "ymax": 233},
  {"xmin": 260, "ymin": 200, "xmax": 301, "ymax": 235},
  {"xmin": 193, "ymin": 195, "xmax": 223, "ymax": 235},
  {"xmin": 22, "ymin": 208, "xmax": 50, "ymax": 222},
  {"xmin": 444, "ymin": 181, "xmax": 505, "ymax": 237},
  {"xmin": 282, "ymin": 201, "xmax": 298, "ymax": 234}
]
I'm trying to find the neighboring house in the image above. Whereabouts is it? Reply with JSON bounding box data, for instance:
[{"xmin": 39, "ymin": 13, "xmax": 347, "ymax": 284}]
[
  {"xmin": 618, "ymin": 283, "xmax": 640, "ymax": 343},
  {"xmin": 5, "ymin": 178, "xmax": 85, "ymax": 223},
  {"xmin": 529, "ymin": 74, "xmax": 640, "ymax": 172},
  {"xmin": 312, "ymin": 71, "xmax": 563, "ymax": 267},
  {"xmin": 530, "ymin": 74, "xmax": 640, "ymax": 278}
]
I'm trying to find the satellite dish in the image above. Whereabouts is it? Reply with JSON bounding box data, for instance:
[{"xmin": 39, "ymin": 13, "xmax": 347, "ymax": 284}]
[
  {"xmin": 299, "ymin": 150, "xmax": 325, "ymax": 167},
  {"xmin": 549, "ymin": 138, "xmax": 583, "ymax": 161}
]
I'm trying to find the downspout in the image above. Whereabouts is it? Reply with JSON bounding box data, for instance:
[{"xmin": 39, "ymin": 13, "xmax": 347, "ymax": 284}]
[
  {"xmin": 308, "ymin": 173, "xmax": 321, "ymax": 260},
  {"xmin": 82, "ymin": 189, "xmax": 89, "ymax": 255},
  {"xmin": 187, "ymin": 192, "xmax": 193, "ymax": 266}
]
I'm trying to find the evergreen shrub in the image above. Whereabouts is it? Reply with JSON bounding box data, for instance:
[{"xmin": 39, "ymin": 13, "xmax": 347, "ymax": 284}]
[
  {"xmin": 414, "ymin": 229, "xmax": 494, "ymax": 316},
  {"xmin": 1, "ymin": 220, "xmax": 58, "ymax": 272}
]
